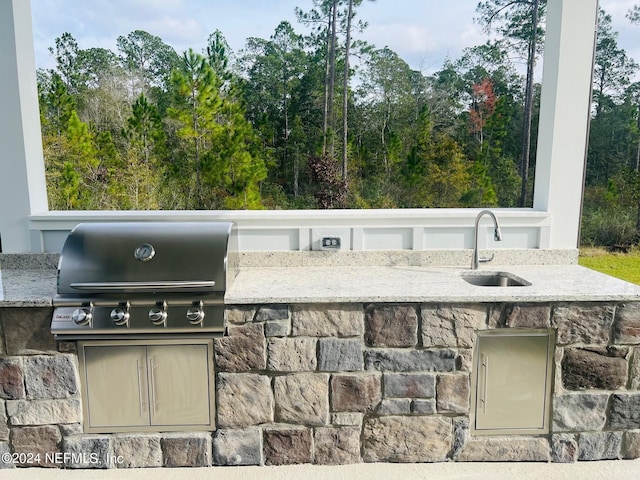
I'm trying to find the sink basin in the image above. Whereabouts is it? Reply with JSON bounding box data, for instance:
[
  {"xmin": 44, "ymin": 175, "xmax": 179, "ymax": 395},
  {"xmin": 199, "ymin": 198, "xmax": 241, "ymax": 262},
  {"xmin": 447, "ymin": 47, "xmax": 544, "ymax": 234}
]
[{"xmin": 461, "ymin": 271, "xmax": 531, "ymax": 287}]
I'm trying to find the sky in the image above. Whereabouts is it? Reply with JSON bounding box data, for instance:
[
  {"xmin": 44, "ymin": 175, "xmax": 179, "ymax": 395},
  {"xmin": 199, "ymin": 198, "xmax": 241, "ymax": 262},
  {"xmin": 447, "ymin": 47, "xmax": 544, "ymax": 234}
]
[{"xmin": 29, "ymin": 0, "xmax": 639, "ymax": 78}]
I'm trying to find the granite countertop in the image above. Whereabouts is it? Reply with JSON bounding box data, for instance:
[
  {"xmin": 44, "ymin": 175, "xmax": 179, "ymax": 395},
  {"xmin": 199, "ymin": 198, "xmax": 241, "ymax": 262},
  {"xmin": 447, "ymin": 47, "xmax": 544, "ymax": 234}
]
[
  {"xmin": 0, "ymin": 268, "xmax": 57, "ymax": 307},
  {"xmin": 2, "ymin": 258, "xmax": 640, "ymax": 307},
  {"xmin": 0, "ymin": 254, "xmax": 58, "ymax": 306},
  {"xmin": 225, "ymin": 264, "xmax": 640, "ymax": 304}
]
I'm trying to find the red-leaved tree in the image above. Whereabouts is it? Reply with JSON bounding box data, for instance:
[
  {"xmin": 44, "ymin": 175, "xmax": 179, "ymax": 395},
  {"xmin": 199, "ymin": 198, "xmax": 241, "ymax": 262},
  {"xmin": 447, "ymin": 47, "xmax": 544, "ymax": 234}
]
[{"xmin": 469, "ymin": 78, "xmax": 497, "ymax": 146}]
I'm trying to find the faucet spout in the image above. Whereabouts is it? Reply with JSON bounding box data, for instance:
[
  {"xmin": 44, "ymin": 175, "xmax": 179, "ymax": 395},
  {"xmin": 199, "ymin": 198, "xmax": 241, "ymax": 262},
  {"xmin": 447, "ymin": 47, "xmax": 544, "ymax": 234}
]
[{"xmin": 472, "ymin": 210, "xmax": 503, "ymax": 270}]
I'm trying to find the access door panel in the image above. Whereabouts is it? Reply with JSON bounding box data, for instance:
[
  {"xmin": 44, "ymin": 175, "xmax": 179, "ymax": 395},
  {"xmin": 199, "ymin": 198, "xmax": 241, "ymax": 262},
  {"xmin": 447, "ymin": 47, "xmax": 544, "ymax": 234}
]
[
  {"xmin": 83, "ymin": 345, "xmax": 149, "ymax": 429},
  {"xmin": 147, "ymin": 344, "xmax": 212, "ymax": 426},
  {"xmin": 474, "ymin": 332, "xmax": 552, "ymax": 433}
]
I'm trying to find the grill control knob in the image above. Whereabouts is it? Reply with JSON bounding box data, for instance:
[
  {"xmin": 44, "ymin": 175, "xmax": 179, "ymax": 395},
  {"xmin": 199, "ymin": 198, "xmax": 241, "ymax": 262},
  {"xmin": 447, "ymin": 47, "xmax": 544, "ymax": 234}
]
[
  {"xmin": 149, "ymin": 303, "xmax": 167, "ymax": 326},
  {"xmin": 110, "ymin": 304, "xmax": 130, "ymax": 326},
  {"xmin": 72, "ymin": 307, "xmax": 92, "ymax": 326},
  {"xmin": 186, "ymin": 302, "xmax": 205, "ymax": 325}
]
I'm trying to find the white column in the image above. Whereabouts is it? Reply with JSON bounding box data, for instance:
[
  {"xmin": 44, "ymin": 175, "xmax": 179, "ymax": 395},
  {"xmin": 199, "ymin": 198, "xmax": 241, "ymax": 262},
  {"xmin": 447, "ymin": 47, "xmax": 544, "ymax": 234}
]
[
  {"xmin": 533, "ymin": 0, "xmax": 598, "ymax": 249},
  {"xmin": 0, "ymin": 0, "xmax": 48, "ymax": 253}
]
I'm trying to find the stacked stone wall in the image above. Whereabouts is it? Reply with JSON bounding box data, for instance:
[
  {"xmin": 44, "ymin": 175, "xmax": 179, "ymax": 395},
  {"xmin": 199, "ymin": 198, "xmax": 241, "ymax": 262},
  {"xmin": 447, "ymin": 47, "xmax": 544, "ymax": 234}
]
[
  {"xmin": 550, "ymin": 302, "xmax": 640, "ymax": 462},
  {"xmin": 1, "ymin": 302, "xmax": 640, "ymax": 468}
]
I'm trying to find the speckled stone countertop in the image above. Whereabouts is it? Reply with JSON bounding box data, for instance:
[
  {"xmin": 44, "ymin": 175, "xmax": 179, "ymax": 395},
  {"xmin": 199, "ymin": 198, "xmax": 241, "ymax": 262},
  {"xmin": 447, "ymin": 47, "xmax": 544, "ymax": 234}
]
[
  {"xmin": 0, "ymin": 254, "xmax": 58, "ymax": 306},
  {"xmin": 225, "ymin": 264, "xmax": 640, "ymax": 304},
  {"xmin": 2, "ymin": 252, "xmax": 640, "ymax": 307},
  {"xmin": 0, "ymin": 269, "xmax": 57, "ymax": 306}
]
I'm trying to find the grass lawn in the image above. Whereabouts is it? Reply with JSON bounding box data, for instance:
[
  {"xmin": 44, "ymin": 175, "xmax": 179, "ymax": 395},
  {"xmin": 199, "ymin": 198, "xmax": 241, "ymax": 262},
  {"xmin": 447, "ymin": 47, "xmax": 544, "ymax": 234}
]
[{"xmin": 578, "ymin": 247, "xmax": 640, "ymax": 285}]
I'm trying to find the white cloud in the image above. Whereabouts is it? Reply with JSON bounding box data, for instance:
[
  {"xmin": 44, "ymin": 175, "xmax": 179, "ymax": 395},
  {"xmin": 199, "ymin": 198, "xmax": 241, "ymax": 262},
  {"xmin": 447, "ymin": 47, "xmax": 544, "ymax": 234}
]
[
  {"xmin": 355, "ymin": 0, "xmax": 485, "ymax": 73},
  {"xmin": 599, "ymin": 0, "xmax": 636, "ymax": 18},
  {"xmin": 365, "ymin": 23, "xmax": 432, "ymax": 53},
  {"xmin": 30, "ymin": 0, "xmax": 640, "ymax": 78}
]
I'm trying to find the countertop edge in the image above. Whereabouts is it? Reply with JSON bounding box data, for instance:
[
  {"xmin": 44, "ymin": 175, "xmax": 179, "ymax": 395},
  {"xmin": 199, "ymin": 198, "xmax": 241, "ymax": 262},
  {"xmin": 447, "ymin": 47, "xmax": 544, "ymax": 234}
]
[
  {"xmin": 225, "ymin": 294, "xmax": 640, "ymax": 305},
  {"xmin": 224, "ymin": 264, "xmax": 640, "ymax": 305},
  {"xmin": 3, "ymin": 263, "xmax": 640, "ymax": 307},
  {"xmin": 0, "ymin": 300, "xmax": 54, "ymax": 308}
]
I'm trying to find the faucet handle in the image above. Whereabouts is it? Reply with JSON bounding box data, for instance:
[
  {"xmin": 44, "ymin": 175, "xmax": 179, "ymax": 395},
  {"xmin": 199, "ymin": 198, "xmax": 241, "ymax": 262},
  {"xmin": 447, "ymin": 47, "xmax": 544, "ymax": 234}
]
[{"xmin": 479, "ymin": 253, "xmax": 495, "ymax": 264}]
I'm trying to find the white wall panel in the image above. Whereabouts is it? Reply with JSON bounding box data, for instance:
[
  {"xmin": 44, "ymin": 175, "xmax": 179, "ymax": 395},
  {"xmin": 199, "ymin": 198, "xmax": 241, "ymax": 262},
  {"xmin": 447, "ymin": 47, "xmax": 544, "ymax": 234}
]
[
  {"xmin": 362, "ymin": 228, "xmax": 413, "ymax": 250},
  {"xmin": 239, "ymin": 229, "xmax": 300, "ymax": 251},
  {"xmin": 424, "ymin": 228, "xmax": 471, "ymax": 249}
]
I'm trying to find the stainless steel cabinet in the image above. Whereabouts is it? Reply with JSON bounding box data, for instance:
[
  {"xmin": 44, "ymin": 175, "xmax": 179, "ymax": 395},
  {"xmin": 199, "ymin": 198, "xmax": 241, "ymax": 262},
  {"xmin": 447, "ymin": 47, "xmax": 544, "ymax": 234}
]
[
  {"xmin": 471, "ymin": 330, "xmax": 554, "ymax": 435},
  {"xmin": 78, "ymin": 339, "xmax": 215, "ymax": 433}
]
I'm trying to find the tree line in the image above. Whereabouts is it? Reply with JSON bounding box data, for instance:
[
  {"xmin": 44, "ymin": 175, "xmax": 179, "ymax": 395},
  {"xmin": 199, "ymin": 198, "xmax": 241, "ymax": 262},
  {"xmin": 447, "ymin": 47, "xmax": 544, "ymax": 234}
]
[{"xmin": 37, "ymin": 1, "xmax": 640, "ymax": 245}]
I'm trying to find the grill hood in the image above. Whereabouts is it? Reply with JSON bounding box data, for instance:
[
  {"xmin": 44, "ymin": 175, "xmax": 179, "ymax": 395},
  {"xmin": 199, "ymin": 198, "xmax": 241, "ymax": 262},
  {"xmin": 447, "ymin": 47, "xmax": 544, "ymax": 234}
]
[{"xmin": 56, "ymin": 222, "xmax": 238, "ymax": 297}]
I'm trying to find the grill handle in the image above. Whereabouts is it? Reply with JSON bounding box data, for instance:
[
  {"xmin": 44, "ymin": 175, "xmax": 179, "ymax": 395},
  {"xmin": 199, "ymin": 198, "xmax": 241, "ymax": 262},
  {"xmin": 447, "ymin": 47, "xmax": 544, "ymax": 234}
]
[
  {"xmin": 136, "ymin": 359, "xmax": 145, "ymax": 418},
  {"xmin": 69, "ymin": 281, "xmax": 216, "ymax": 291}
]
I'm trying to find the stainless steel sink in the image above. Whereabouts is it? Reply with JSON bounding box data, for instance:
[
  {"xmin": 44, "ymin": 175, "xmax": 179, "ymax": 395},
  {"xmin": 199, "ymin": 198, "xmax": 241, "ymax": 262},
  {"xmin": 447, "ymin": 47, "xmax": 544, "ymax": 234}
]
[{"xmin": 461, "ymin": 271, "xmax": 531, "ymax": 287}]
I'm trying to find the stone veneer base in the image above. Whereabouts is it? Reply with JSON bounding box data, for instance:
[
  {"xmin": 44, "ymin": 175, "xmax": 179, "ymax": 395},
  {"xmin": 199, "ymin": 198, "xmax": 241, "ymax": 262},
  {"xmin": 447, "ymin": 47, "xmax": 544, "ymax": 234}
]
[{"xmin": 1, "ymin": 301, "xmax": 640, "ymax": 468}]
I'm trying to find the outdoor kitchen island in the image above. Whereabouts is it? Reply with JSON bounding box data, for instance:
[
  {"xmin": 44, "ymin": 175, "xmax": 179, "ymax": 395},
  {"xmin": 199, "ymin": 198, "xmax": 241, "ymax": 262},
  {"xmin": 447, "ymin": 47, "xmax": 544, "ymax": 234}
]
[{"xmin": 2, "ymin": 255, "xmax": 640, "ymax": 468}]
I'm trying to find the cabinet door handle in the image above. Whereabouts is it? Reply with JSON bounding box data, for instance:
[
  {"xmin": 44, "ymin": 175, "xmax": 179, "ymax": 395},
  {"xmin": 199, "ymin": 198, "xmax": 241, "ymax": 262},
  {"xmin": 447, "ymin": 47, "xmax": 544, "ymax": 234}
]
[
  {"xmin": 479, "ymin": 354, "xmax": 489, "ymax": 414},
  {"xmin": 149, "ymin": 357, "xmax": 157, "ymax": 415},
  {"xmin": 136, "ymin": 359, "xmax": 145, "ymax": 418}
]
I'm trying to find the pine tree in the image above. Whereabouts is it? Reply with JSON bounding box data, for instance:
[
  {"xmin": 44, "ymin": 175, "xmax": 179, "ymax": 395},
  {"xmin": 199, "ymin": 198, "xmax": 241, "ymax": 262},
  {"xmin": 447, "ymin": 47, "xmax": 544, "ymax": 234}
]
[
  {"xmin": 121, "ymin": 94, "xmax": 165, "ymax": 209},
  {"xmin": 168, "ymin": 49, "xmax": 222, "ymax": 208}
]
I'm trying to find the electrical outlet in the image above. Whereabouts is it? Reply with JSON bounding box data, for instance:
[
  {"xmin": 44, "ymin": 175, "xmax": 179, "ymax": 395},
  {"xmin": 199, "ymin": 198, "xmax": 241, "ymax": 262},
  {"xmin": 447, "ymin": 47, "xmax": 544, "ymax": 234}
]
[{"xmin": 321, "ymin": 236, "xmax": 341, "ymax": 250}]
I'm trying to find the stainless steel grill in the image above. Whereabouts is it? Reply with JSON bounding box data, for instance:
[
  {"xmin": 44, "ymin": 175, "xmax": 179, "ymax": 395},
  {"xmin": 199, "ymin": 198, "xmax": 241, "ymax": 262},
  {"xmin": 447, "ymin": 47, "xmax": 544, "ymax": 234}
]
[{"xmin": 51, "ymin": 221, "xmax": 237, "ymax": 338}]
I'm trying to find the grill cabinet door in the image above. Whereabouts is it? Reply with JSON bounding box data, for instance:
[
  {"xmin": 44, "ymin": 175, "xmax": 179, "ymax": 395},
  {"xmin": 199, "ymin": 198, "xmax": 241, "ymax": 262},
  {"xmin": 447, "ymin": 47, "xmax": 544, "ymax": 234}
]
[
  {"xmin": 82, "ymin": 345, "xmax": 149, "ymax": 429},
  {"xmin": 79, "ymin": 340, "xmax": 215, "ymax": 433},
  {"xmin": 147, "ymin": 344, "xmax": 212, "ymax": 427},
  {"xmin": 473, "ymin": 332, "xmax": 552, "ymax": 433}
]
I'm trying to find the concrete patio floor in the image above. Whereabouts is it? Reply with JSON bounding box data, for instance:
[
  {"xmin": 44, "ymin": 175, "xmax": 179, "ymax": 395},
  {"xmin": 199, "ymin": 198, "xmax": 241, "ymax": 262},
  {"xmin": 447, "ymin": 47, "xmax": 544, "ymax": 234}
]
[{"xmin": 4, "ymin": 460, "xmax": 640, "ymax": 480}]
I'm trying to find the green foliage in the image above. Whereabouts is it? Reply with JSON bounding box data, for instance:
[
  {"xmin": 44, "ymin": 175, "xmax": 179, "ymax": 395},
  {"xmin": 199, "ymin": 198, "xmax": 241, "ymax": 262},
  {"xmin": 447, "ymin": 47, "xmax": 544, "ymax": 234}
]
[
  {"xmin": 206, "ymin": 30, "xmax": 233, "ymax": 82},
  {"xmin": 594, "ymin": 8, "xmax": 638, "ymax": 113},
  {"xmin": 167, "ymin": 49, "xmax": 222, "ymax": 208},
  {"xmin": 474, "ymin": 93, "xmax": 520, "ymax": 206},
  {"xmin": 59, "ymin": 162, "xmax": 80, "ymax": 209},
  {"xmin": 205, "ymin": 104, "xmax": 268, "ymax": 209},
  {"xmin": 240, "ymin": 21, "xmax": 313, "ymax": 198},
  {"xmin": 401, "ymin": 114, "xmax": 474, "ymax": 208},
  {"xmin": 44, "ymin": 111, "xmax": 101, "ymax": 209},
  {"xmin": 581, "ymin": 205, "xmax": 637, "ymax": 247},
  {"xmin": 48, "ymin": 32, "xmax": 82, "ymax": 93},
  {"xmin": 475, "ymin": 0, "xmax": 546, "ymax": 54},
  {"xmin": 581, "ymin": 183, "xmax": 638, "ymax": 247},
  {"xmin": 36, "ymin": 7, "xmax": 639, "ymax": 226},
  {"xmin": 79, "ymin": 48, "xmax": 120, "ymax": 82},
  {"xmin": 40, "ymin": 73, "xmax": 75, "ymax": 136},
  {"xmin": 126, "ymin": 94, "xmax": 165, "ymax": 149},
  {"xmin": 66, "ymin": 111, "xmax": 97, "ymax": 163},
  {"xmin": 117, "ymin": 30, "xmax": 180, "ymax": 95},
  {"xmin": 167, "ymin": 49, "xmax": 267, "ymax": 209},
  {"xmin": 120, "ymin": 94, "xmax": 165, "ymax": 209}
]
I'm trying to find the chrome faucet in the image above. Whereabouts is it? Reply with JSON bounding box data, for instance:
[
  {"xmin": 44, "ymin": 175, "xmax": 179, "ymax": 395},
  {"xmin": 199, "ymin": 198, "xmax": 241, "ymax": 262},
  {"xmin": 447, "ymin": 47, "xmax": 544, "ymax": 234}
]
[{"xmin": 472, "ymin": 210, "xmax": 503, "ymax": 270}]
